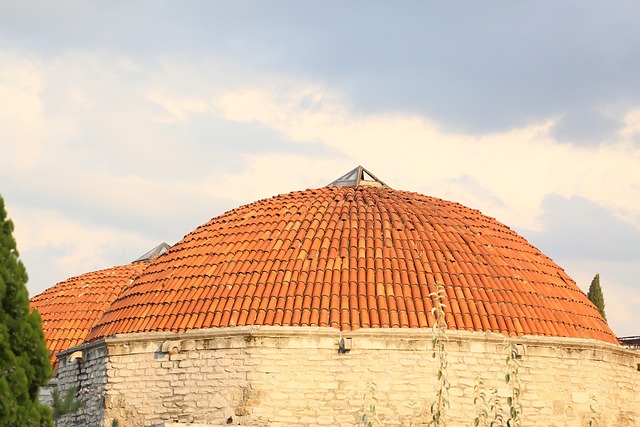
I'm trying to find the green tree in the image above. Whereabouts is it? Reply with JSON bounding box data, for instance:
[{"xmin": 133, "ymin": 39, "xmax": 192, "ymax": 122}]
[
  {"xmin": 51, "ymin": 385, "xmax": 83, "ymax": 420},
  {"xmin": 0, "ymin": 195, "xmax": 53, "ymax": 426},
  {"xmin": 587, "ymin": 274, "xmax": 607, "ymax": 322}
]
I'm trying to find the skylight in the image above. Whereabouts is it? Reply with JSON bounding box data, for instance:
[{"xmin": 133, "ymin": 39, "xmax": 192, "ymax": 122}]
[{"xmin": 327, "ymin": 165, "xmax": 389, "ymax": 188}]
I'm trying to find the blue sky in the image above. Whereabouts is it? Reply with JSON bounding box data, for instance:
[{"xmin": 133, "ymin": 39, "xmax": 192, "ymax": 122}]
[{"xmin": 1, "ymin": 1, "xmax": 639, "ymax": 336}]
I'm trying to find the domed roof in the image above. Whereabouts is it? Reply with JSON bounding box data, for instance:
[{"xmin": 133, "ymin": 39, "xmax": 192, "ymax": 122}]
[
  {"xmin": 30, "ymin": 262, "xmax": 149, "ymax": 368},
  {"xmin": 87, "ymin": 170, "xmax": 617, "ymax": 344},
  {"xmin": 30, "ymin": 243, "xmax": 169, "ymax": 367}
]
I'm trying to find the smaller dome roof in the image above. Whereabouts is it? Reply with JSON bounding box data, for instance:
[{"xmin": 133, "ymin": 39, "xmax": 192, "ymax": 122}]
[{"xmin": 29, "ymin": 244, "xmax": 167, "ymax": 368}]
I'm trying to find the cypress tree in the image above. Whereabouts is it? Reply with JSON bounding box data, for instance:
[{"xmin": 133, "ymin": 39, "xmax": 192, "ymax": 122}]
[
  {"xmin": 587, "ymin": 273, "xmax": 607, "ymax": 322},
  {"xmin": 0, "ymin": 195, "xmax": 53, "ymax": 427}
]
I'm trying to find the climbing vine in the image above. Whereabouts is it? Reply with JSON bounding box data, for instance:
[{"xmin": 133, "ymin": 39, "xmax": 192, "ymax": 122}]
[{"xmin": 428, "ymin": 283, "xmax": 449, "ymax": 427}]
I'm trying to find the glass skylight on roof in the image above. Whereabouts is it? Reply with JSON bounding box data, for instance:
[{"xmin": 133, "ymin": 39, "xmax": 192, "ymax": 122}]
[
  {"xmin": 328, "ymin": 165, "xmax": 389, "ymax": 188},
  {"xmin": 134, "ymin": 242, "xmax": 170, "ymax": 262}
]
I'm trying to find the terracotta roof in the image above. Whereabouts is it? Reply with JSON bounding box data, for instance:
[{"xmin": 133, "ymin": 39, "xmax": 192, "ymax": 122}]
[
  {"xmin": 86, "ymin": 185, "xmax": 617, "ymax": 344},
  {"xmin": 30, "ymin": 261, "xmax": 150, "ymax": 368}
]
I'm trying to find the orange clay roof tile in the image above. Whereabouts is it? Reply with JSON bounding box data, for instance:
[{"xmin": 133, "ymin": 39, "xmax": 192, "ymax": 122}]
[
  {"xmin": 54, "ymin": 184, "xmax": 616, "ymax": 345},
  {"xmin": 30, "ymin": 261, "xmax": 149, "ymax": 369}
]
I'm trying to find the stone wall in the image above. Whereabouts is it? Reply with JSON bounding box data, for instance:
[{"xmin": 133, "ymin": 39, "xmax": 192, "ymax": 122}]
[
  {"xmin": 56, "ymin": 326, "xmax": 640, "ymax": 427},
  {"xmin": 56, "ymin": 343, "xmax": 109, "ymax": 425}
]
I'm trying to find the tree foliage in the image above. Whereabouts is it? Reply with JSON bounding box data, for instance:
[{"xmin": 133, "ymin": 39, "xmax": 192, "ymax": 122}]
[
  {"xmin": 0, "ymin": 195, "xmax": 53, "ymax": 426},
  {"xmin": 587, "ymin": 274, "xmax": 607, "ymax": 322},
  {"xmin": 51, "ymin": 385, "xmax": 83, "ymax": 420}
]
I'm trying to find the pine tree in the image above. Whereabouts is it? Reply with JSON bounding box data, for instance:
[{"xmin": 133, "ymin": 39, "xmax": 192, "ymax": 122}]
[
  {"xmin": 587, "ymin": 274, "xmax": 607, "ymax": 322},
  {"xmin": 0, "ymin": 195, "xmax": 53, "ymax": 426}
]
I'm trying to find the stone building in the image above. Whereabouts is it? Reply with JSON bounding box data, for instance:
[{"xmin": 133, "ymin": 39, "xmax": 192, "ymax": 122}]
[{"xmin": 31, "ymin": 167, "xmax": 640, "ymax": 426}]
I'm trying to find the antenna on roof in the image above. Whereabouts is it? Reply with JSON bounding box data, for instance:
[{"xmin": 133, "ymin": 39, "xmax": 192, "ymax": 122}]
[
  {"xmin": 327, "ymin": 165, "xmax": 389, "ymax": 188},
  {"xmin": 134, "ymin": 242, "xmax": 171, "ymax": 262}
]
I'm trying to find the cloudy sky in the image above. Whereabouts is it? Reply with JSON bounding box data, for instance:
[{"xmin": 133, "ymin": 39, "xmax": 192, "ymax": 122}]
[{"xmin": 1, "ymin": 1, "xmax": 639, "ymax": 337}]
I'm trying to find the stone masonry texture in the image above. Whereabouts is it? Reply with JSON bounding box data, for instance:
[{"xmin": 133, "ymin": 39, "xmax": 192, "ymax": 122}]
[{"xmin": 55, "ymin": 326, "xmax": 640, "ymax": 427}]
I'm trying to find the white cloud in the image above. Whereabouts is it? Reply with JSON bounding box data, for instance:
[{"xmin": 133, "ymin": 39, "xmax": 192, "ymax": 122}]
[
  {"xmin": 208, "ymin": 151, "xmax": 351, "ymax": 204},
  {"xmin": 0, "ymin": 53, "xmax": 50, "ymax": 173},
  {"xmin": 619, "ymin": 108, "xmax": 640, "ymax": 139},
  {"xmin": 10, "ymin": 205, "xmax": 150, "ymax": 296},
  {"xmin": 216, "ymin": 83, "xmax": 640, "ymax": 232},
  {"xmin": 147, "ymin": 89, "xmax": 212, "ymax": 124}
]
